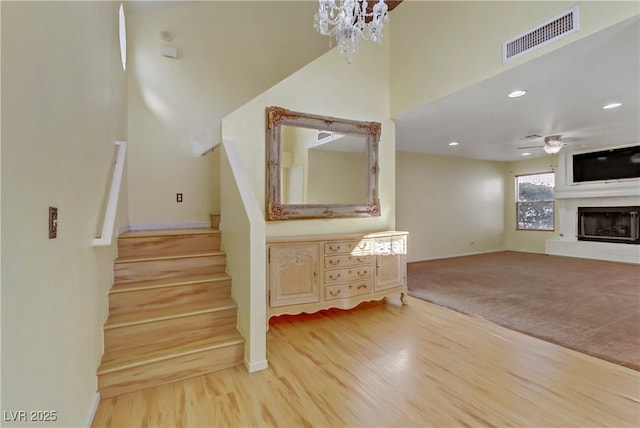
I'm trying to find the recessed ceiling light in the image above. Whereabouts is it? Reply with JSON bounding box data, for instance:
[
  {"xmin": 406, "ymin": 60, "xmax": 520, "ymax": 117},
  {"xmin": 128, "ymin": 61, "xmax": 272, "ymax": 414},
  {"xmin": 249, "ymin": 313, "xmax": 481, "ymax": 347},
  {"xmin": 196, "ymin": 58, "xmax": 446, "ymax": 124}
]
[
  {"xmin": 449, "ymin": 141, "xmax": 459, "ymax": 146},
  {"xmin": 521, "ymin": 152, "xmax": 531, "ymax": 156},
  {"xmin": 508, "ymin": 90, "xmax": 527, "ymax": 98},
  {"xmin": 603, "ymin": 103, "xmax": 622, "ymax": 109}
]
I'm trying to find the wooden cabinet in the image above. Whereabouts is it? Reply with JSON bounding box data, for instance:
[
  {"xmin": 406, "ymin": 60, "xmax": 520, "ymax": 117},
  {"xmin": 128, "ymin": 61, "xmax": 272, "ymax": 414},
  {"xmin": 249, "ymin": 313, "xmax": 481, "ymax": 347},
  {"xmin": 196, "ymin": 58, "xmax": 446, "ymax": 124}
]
[
  {"xmin": 373, "ymin": 235, "xmax": 407, "ymax": 292},
  {"xmin": 267, "ymin": 231, "xmax": 408, "ymax": 320},
  {"xmin": 268, "ymin": 243, "xmax": 321, "ymax": 307}
]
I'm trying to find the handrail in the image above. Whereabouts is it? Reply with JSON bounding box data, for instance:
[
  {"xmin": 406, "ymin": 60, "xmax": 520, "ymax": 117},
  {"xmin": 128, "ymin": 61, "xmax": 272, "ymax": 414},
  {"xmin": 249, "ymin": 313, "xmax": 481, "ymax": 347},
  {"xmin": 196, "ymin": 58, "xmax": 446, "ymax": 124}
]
[{"xmin": 93, "ymin": 141, "xmax": 127, "ymax": 247}]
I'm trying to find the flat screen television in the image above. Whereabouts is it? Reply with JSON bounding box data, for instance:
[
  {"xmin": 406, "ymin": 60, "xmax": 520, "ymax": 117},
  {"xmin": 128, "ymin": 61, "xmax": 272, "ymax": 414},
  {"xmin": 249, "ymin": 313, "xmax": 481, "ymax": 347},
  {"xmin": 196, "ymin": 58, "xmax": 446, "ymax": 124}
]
[{"xmin": 572, "ymin": 145, "xmax": 640, "ymax": 183}]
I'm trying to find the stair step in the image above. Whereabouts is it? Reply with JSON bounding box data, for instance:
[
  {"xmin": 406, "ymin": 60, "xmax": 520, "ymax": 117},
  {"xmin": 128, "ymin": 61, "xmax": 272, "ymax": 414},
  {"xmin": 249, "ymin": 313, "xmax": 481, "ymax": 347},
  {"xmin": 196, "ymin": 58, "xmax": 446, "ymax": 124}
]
[
  {"xmin": 109, "ymin": 275, "xmax": 232, "ymax": 317},
  {"xmin": 118, "ymin": 229, "xmax": 221, "ymax": 258},
  {"xmin": 116, "ymin": 251, "xmax": 224, "ymax": 264},
  {"xmin": 105, "ymin": 298, "xmax": 237, "ymax": 329},
  {"xmin": 99, "ymin": 333, "xmax": 243, "ymax": 373},
  {"xmin": 114, "ymin": 252, "xmax": 226, "ymax": 284},
  {"xmin": 110, "ymin": 272, "xmax": 231, "ymax": 294},
  {"xmin": 98, "ymin": 334, "xmax": 244, "ymax": 399},
  {"xmin": 104, "ymin": 299, "xmax": 238, "ymax": 351}
]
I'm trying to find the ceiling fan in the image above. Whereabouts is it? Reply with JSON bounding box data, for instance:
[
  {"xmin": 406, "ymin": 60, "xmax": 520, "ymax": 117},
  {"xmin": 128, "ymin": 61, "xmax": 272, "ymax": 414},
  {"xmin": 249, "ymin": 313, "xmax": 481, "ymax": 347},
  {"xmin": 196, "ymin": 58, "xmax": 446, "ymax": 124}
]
[{"xmin": 518, "ymin": 135, "xmax": 567, "ymax": 154}]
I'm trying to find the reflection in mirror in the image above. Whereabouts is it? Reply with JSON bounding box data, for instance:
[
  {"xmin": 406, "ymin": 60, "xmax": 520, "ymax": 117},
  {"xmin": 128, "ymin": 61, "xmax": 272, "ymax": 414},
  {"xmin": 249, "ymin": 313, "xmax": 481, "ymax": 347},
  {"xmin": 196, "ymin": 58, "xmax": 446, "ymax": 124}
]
[
  {"xmin": 266, "ymin": 106, "xmax": 381, "ymax": 220},
  {"xmin": 281, "ymin": 125, "xmax": 367, "ymax": 205}
]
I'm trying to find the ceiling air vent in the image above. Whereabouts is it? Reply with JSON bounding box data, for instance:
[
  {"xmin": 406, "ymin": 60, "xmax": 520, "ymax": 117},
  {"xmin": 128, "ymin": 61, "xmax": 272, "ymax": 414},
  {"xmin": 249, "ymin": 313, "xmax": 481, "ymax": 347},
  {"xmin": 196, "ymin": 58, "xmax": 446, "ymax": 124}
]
[
  {"xmin": 317, "ymin": 130, "xmax": 333, "ymax": 142},
  {"xmin": 503, "ymin": 6, "xmax": 579, "ymax": 63}
]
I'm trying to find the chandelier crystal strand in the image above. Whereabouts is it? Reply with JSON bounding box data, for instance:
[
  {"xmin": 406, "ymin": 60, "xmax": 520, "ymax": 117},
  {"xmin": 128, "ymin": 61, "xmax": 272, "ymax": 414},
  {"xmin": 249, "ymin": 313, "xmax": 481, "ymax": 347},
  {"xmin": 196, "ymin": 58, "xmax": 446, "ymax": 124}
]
[{"xmin": 314, "ymin": 0, "xmax": 390, "ymax": 63}]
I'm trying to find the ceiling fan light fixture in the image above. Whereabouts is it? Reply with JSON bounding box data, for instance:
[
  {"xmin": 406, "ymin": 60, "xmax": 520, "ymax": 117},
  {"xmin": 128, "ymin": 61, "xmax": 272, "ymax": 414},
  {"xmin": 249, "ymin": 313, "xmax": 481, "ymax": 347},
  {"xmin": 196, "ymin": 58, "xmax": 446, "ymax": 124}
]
[
  {"xmin": 542, "ymin": 135, "xmax": 563, "ymax": 154},
  {"xmin": 543, "ymin": 144, "xmax": 562, "ymax": 154}
]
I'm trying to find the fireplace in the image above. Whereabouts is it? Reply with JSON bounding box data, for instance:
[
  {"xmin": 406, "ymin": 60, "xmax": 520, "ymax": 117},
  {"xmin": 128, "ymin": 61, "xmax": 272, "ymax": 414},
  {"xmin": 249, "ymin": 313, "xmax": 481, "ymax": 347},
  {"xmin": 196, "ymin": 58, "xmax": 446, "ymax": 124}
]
[{"xmin": 578, "ymin": 206, "xmax": 640, "ymax": 244}]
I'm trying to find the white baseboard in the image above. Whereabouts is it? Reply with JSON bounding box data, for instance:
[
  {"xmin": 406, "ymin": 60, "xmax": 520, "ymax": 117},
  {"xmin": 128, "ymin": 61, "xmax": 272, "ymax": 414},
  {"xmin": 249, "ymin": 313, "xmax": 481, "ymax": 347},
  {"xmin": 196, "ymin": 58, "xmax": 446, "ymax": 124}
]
[
  {"xmin": 128, "ymin": 222, "xmax": 211, "ymax": 231},
  {"xmin": 244, "ymin": 357, "xmax": 268, "ymax": 373},
  {"xmin": 410, "ymin": 249, "xmax": 504, "ymax": 263},
  {"xmin": 85, "ymin": 392, "xmax": 100, "ymax": 428},
  {"xmin": 117, "ymin": 225, "xmax": 131, "ymax": 236}
]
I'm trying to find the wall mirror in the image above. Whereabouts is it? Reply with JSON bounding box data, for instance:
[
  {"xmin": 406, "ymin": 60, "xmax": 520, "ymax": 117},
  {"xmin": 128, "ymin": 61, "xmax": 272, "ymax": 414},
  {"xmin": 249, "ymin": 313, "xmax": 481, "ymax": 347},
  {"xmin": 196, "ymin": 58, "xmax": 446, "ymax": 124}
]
[{"xmin": 266, "ymin": 106, "xmax": 381, "ymax": 220}]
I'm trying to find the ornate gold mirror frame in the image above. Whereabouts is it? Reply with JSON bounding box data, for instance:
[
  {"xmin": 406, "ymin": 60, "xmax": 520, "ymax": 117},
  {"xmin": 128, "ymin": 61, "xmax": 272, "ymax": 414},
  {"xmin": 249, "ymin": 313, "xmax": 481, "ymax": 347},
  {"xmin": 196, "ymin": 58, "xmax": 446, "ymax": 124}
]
[{"xmin": 266, "ymin": 106, "xmax": 381, "ymax": 220}]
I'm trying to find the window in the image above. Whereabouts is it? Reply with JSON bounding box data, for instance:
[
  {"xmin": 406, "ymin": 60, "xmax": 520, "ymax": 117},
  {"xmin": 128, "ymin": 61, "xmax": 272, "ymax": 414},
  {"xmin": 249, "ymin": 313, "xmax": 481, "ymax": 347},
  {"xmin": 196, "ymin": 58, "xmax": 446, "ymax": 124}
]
[
  {"xmin": 119, "ymin": 3, "xmax": 126, "ymax": 70},
  {"xmin": 516, "ymin": 172, "xmax": 555, "ymax": 230}
]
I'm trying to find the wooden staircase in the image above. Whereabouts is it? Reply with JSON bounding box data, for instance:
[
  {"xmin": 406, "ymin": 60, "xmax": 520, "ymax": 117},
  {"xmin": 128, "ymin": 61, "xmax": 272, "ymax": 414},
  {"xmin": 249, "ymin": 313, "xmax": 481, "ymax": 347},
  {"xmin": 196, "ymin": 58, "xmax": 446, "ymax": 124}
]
[{"xmin": 97, "ymin": 226, "xmax": 244, "ymax": 398}]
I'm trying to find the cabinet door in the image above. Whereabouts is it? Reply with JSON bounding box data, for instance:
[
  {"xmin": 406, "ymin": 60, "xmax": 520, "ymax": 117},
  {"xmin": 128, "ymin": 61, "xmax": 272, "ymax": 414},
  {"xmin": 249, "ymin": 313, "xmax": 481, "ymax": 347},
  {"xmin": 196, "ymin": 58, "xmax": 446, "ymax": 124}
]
[
  {"xmin": 268, "ymin": 243, "xmax": 321, "ymax": 307},
  {"xmin": 373, "ymin": 236, "xmax": 407, "ymax": 291}
]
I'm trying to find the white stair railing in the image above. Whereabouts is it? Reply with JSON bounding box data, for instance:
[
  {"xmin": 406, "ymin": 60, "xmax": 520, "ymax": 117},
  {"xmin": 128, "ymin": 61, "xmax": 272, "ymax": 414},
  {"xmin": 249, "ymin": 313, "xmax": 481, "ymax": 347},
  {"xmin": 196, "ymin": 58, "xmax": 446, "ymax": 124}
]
[{"xmin": 93, "ymin": 141, "xmax": 127, "ymax": 247}]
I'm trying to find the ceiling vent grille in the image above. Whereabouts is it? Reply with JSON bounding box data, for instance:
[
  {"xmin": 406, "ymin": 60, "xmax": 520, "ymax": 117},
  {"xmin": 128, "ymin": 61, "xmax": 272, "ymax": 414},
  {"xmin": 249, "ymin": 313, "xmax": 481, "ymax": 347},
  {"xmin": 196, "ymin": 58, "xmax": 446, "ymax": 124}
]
[
  {"xmin": 317, "ymin": 130, "xmax": 333, "ymax": 142},
  {"xmin": 503, "ymin": 6, "xmax": 579, "ymax": 63}
]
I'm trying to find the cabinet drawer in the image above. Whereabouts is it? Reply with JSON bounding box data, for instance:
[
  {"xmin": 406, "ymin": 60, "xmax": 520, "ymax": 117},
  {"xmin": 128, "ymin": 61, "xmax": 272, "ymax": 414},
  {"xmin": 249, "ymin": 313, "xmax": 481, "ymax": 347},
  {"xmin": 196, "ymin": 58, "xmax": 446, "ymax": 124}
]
[
  {"xmin": 324, "ymin": 266, "xmax": 371, "ymax": 284},
  {"xmin": 325, "ymin": 282, "xmax": 371, "ymax": 300},
  {"xmin": 325, "ymin": 254, "xmax": 371, "ymax": 269},
  {"xmin": 324, "ymin": 240, "xmax": 371, "ymax": 255}
]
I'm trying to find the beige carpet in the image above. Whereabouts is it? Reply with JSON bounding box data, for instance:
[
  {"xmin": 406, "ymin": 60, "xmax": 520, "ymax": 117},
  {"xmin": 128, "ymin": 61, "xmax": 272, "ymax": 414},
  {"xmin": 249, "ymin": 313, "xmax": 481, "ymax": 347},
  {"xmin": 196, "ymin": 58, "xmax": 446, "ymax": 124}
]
[{"xmin": 407, "ymin": 251, "xmax": 640, "ymax": 370}]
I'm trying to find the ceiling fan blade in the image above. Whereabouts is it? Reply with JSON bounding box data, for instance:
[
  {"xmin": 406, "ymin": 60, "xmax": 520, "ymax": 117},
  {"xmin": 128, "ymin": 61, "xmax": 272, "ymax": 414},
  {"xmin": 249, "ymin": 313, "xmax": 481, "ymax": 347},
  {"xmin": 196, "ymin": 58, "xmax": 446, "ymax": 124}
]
[{"xmin": 518, "ymin": 145, "xmax": 544, "ymax": 149}]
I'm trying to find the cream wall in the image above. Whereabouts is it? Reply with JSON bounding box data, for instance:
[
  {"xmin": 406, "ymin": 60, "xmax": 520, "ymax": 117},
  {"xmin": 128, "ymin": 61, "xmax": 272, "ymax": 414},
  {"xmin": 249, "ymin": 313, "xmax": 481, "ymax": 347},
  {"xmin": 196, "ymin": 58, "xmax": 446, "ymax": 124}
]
[
  {"xmin": 396, "ymin": 153, "xmax": 506, "ymax": 262},
  {"xmin": 504, "ymin": 155, "xmax": 560, "ymax": 254},
  {"xmin": 1, "ymin": 2, "xmax": 127, "ymax": 426},
  {"xmin": 126, "ymin": 2, "xmax": 329, "ymax": 227},
  {"xmin": 222, "ymin": 37, "xmax": 395, "ymax": 238},
  {"xmin": 390, "ymin": 1, "xmax": 640, "ymax": 116}
]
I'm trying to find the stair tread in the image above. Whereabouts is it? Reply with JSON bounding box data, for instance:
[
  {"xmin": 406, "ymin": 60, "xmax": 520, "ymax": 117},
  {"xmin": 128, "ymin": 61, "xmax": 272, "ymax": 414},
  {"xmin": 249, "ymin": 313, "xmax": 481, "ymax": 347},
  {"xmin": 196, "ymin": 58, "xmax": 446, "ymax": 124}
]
[
  {"xmin": 120, "ymin": 228, "xmax": 220, "ymax": 238},
  {"xmin": 105, "ymin": 298, "xmax": 237, "ymax": 328},
  {"xmin": 115, "ymin": 251, "xmax": 225, "ymax": 264},
  {"xmin": 98, "ymin": 333, "xmax": 244, "ymax": 374},
  {"xmin": 111, "ymin": 272, "xmax": 230, "ymax": 293}
]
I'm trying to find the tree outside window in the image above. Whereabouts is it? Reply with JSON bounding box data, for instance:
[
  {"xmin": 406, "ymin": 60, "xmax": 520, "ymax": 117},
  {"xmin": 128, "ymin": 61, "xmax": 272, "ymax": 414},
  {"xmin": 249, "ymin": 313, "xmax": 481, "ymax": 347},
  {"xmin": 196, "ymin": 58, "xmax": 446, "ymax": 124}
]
[{"xmin": 516, "ymin": 172, "xmax": 555, "ymax": 231}]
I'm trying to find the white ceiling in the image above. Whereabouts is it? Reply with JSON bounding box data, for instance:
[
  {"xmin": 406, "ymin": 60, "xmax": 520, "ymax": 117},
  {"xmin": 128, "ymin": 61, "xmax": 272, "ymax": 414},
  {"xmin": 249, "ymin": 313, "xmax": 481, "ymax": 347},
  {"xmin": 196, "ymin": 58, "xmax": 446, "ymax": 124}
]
[{"xmin": 394, "ymin": 15, "xmax": 640, "ymax": 162}]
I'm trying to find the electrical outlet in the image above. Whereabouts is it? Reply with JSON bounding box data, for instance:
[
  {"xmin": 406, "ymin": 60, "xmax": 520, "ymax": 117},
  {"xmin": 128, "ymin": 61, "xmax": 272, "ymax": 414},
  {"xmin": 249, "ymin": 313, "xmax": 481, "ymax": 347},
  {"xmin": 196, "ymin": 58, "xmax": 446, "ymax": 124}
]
[
  {"xmin": 176, "ymin": 193, "xmax": 183, "ymax": 203},
  {"xmin": 49, "ymin": 207, "xmax": 58, "ymax": 239}
]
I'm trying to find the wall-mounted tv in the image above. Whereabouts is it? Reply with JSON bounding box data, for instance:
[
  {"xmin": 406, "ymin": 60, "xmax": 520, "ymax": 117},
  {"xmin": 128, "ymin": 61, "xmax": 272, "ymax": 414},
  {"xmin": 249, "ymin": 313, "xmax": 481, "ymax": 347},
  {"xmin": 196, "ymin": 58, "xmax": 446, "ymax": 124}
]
[{"xmin": 573, "ymin": 145, "xmax": 640, "ymax": 183}]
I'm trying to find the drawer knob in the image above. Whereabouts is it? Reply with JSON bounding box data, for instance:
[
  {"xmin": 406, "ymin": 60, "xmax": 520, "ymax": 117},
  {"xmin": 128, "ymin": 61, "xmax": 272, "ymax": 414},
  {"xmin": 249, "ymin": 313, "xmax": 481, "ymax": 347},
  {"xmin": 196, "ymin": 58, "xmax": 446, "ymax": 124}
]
[
  {"xmin": 329, "ymin": 273, "xmax": 341, "ymax": 280},
  {"xmin": 357, "ymin": 284, "xmax": 367, "ymax": 290},
  {"xmin": 329, "ymin": 289, "xmax": 341, "ymax": 297},
  {"xmin": 357, "ymin": 270, "xmax": 368, "ymax": 277},
  {"xmin": 329, "ymin": 259, "xmax": 340, "ymax": 266},
  {"xmin": 329, "ymin": 245, "xmax": 339, "ymax": 252}
]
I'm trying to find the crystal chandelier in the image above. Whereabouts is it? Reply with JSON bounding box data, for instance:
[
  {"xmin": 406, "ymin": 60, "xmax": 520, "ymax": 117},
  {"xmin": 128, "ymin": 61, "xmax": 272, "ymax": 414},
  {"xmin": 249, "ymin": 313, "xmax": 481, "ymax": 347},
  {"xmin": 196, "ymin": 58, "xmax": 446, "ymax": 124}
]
[{"xmin": 314, "ymin": 0, "xmax": 390, "ymax": 63}]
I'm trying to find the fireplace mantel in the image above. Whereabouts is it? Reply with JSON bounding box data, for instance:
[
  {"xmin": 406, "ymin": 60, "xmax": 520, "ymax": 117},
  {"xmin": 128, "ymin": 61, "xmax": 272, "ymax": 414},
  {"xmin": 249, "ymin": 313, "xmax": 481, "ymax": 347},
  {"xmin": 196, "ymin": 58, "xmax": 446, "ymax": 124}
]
[{"xmin": 555, "ymin": 180, "xmax": 640, "ymax": 199}]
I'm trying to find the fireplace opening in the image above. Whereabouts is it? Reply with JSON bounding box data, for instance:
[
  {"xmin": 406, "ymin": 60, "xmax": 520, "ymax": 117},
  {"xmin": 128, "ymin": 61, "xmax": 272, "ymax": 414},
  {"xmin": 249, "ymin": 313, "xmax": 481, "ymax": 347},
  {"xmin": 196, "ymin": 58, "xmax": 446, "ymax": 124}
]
[{"xmin": 578, "ymin": 206, "xmax": 640, "ymax": 244}]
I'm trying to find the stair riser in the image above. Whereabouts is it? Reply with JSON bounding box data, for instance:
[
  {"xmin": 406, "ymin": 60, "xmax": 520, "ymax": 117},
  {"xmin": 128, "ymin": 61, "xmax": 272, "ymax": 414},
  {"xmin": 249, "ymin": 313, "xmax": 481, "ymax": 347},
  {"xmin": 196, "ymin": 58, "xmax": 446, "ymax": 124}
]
[
  {"xmin": 98, "ymin": 342, "xmax": 244, "ymax": 399},
  {"xmin": 109, "ymin": 280, "xmax": 232, "ymax": 317},
  {"xmin": 105, "ymin": 309, "xmax": 239, "ymax": 351},
  {"xmin": 118, "ymin": 233, "xmax": 221, "ymax": 258},
  {"xmin": 114, "ymin": 255, "xmax": 226, "ymax": 284}
]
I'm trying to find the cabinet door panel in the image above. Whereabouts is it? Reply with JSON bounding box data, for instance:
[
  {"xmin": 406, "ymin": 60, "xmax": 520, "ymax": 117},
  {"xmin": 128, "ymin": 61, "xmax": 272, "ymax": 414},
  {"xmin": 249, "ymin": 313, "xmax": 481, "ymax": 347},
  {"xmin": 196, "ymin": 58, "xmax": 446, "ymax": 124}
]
[
  {"xmin": 268, "ymin": 244, "xmax": 321, "ymax": 307},
  {"xmin": 373, "ymin": 236, "xmax": 407, "ymax": 291}
]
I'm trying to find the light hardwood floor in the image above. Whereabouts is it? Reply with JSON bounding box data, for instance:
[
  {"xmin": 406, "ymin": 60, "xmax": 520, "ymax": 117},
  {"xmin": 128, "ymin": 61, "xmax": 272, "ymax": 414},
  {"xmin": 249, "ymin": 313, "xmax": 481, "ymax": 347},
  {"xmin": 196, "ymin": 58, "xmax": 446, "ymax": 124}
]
[{"xmin": 92, "ymin": 297, "xmax": 640, "ymax": 427}]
